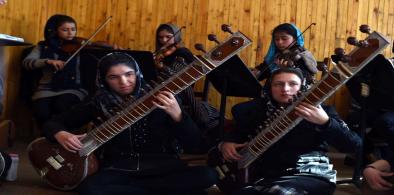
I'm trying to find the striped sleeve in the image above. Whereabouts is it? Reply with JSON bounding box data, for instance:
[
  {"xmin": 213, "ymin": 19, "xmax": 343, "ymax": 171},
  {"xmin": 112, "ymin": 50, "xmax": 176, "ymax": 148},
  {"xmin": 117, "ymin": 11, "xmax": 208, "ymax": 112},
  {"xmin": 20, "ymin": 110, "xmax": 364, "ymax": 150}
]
[{"xmin": 22, "ymin": 46, "xmax": 48, "ymax": 70}]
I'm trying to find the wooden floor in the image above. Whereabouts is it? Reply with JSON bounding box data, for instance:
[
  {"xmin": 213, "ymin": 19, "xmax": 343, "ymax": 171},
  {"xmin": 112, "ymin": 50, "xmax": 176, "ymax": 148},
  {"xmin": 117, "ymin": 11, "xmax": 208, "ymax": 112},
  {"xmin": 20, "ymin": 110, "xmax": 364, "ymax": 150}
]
[{"xmin": 0, "ymin": 140, "xmax": 392, "ymax": 195}]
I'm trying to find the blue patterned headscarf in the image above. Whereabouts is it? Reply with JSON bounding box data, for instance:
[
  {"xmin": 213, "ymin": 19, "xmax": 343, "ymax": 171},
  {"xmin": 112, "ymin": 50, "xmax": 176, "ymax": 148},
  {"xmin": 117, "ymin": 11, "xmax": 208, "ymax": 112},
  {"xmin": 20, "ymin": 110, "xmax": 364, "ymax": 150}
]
[{"xmin": 264, "ymin": 23, "xmax": 304, "ymax": 72}]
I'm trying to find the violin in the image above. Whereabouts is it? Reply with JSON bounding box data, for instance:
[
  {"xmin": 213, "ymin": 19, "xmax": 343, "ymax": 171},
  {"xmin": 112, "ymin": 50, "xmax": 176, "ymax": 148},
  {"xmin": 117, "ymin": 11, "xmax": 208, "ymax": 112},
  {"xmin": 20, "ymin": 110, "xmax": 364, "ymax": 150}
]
[
  {"xmin": 61, "ymin": 37, "xmax": 117, "ymax": 54},
  {"xmin": 153, "ymin": 43, "xmax": 179, "ymax": 69},
  {"xmin": 275, "ymin": 45, "xmax": 306, "ymax": 68},
  {"xmin": 63, "ymin": 16, "xmax": 113, "ymax": 66}
]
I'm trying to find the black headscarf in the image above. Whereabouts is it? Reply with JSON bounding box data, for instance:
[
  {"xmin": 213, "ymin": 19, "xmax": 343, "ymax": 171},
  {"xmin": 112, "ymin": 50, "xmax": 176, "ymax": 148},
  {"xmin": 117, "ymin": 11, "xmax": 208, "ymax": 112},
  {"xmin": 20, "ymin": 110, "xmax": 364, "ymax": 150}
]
[
  {"xmin": 43, "ymin": 14, "xmax": 77, "ymax": 52},
  {"xmin": 263, "ymin": 67, "xmax": 306, "ymax": 112},
  {"xmin": 94, "ymin": 52, "xmax": 145, "ymax": 118},
  {"xmin": 155, "ymin": 23, "xmax": 183, "ymax": 50}
]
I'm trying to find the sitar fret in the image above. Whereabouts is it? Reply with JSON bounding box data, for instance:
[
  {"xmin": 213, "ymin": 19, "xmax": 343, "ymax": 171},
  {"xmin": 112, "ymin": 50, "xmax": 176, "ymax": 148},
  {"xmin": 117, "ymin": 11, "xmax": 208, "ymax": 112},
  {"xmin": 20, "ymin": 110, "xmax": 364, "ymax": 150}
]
[
  {"xmin": 118, "ymin": 115, "xmax": 132, "ymax": 126},
  {"xmin": 91, "ymin": 133, "xmax": 104, "ymax": 143},
  {"xmin": 92, "ymin": 131, "xmax": 105, "ymax": 143},
  {"xmin": 102, "ymin": 124, "xmax": 116, "ymax": 136}
]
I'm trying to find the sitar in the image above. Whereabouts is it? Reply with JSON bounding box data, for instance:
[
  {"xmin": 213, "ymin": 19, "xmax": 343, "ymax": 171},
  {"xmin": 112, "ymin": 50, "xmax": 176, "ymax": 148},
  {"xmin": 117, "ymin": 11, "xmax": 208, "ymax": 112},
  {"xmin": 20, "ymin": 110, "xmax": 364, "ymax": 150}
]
[
  {"xmin": 27, "ymin": 25, "xmax": 252, "ymax": 190},
  {"xmin": 208, "ymin": 25, "xmax": 391, "ymax": 193}
]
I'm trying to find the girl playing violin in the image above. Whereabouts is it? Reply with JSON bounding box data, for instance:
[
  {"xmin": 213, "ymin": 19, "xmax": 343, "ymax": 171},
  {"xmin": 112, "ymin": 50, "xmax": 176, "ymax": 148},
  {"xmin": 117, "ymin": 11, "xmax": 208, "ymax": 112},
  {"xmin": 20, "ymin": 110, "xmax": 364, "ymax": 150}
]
[
  {"xmin": 154, "ymin": 23, "xmax": 220, "ymax": 151},
  {"xmin": 253, "ymin": 23, "xmax": 318, "ymax": 87},
  {"xmin": 23, "ymin": 14, "xmax": 88, "ymax": 128},
  {"xmin": 154, "ymin": 23, "xmax": 194, "ymax": 69}
]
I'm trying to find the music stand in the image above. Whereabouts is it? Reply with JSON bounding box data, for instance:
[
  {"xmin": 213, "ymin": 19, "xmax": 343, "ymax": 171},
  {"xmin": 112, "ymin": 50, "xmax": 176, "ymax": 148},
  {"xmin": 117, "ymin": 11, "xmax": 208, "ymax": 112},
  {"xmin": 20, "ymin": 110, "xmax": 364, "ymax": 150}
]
[
  {"xmin": 207, "ymin": 55, "xmax": 263, "ymax": 136},
  {"xmin": 0, "ymin": 38, "xmax": 32, "ymax": 46},
  {"xmin": 80, "ymin": 49, "xmax": 157, "ymax": 94},
  {"xmin": 0, "ymin": 37, "xmax": 31, "ymax": 146}
]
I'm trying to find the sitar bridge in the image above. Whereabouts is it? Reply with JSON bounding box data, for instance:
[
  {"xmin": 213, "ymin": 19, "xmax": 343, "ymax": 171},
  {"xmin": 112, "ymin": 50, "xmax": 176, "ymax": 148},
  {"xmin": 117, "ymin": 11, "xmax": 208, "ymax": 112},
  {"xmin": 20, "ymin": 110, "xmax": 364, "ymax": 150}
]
[{"xmin": 46, "ymin": 155, "xmax": 64, "ymax": 170}]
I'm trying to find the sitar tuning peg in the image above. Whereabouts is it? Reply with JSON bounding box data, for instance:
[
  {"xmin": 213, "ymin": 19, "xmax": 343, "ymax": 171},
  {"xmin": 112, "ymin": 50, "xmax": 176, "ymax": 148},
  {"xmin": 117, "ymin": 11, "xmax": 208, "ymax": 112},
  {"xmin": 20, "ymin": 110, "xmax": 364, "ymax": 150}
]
[
  {"xmin": 221, "ymin": 24, "xmax": 234, "ymax": 34},
  {"xmin": 359, "ymin": 24, "xmax": 372, "ymax": 34},
  {"xmin": 347, "ymin": 36, "xmax": 368, "ymax": 47},
  {"xmin": 208, "ymin": 34, "xmax": 221, "ymax": 44},
  {"xmin": 194, "ymin": 43, "xmax": 206, "ymax": 53},
  {"xmin": 317, "ymin": 58, "xmax": 329, "ymax": 75},
  {"xmin": 333, "ymin": 48, "xmax": 351, "ymax": 63},
  {"xmin": 334, "ymin": 48, "xmax": 345, "ymax": 56}
]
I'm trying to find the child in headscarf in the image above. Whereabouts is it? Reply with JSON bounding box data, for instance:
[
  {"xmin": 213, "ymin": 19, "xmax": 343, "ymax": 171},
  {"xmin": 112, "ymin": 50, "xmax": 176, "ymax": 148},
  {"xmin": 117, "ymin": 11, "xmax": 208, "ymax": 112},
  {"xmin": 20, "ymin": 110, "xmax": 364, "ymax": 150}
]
[
  {"xmin": 253, "ymin": 23, "xmax": 318, "ymax": 87},
  {"xmin": 23, "ymin": 14, "xmax": 88, "ymax": 128},
  {"xmin": 154, "ymin": 23, "xmax": 220, "ymax": 150}
]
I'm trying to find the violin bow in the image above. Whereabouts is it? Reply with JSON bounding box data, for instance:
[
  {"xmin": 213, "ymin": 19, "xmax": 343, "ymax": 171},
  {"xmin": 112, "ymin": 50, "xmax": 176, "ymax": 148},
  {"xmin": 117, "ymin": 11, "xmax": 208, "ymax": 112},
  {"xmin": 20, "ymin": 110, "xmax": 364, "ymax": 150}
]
[{"xmin": 63, "ymin": 16, "xmax": 113, "ymax": 66}]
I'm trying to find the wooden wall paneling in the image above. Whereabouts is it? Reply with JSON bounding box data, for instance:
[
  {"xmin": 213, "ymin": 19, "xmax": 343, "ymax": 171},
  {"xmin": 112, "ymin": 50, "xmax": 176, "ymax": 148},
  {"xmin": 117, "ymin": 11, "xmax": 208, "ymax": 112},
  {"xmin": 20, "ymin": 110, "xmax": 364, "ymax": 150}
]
[
  {"xmin": 2, "ymin": 0, "xmax": 394, "ymax": 124},
  {"xmin": 303, "ymin": 0, "xmax": 313, "ymax": 49},
  {"xmin": 225, "ymin": 0, "xmax": 261, "ymax": 118},
  {"xmin": 387, "ymin": 0, "xmax": 394, "ymax": 58},
  {"xmin": 309, "ymin": 0, "xmax": 319, "ymax": 59},
  {"xmin": 124, "ymin": 0, "xmax": 138, "ymax": 49},
  {"xmin": 331, "ymin": 0, "xmax": 350, "ymax": 117}
]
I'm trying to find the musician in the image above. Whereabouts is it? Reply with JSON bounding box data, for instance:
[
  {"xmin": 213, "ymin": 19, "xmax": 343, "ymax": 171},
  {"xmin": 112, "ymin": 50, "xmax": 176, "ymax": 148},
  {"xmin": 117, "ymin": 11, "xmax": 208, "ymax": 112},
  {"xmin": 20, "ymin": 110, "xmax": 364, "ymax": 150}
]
[
  {"xmin": 43, "ymin": 52, "xmax": 218, "ymax": 195},
  {"xmin": 154, "ymin": 23, "xmax": 220, "ymax": 150},
  {"xmin": 352, "ymin": 56, "xmax": 394, "ymax": 192},
  {"xmin": 22, "ymin": 14, "xmax": 88, "ymax": 128},
  {"xmin": 252, "ymin": 23, "xmax": 317, "ymax": 87},
  {"xmin": 220, "ymin": 68, "xmax": 361, "ymax": 195}
]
